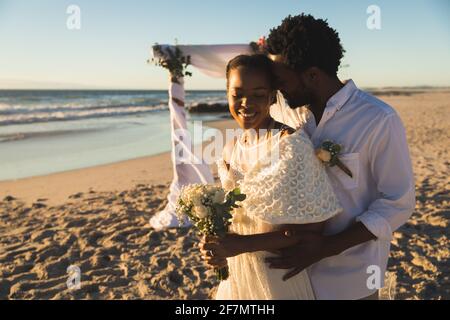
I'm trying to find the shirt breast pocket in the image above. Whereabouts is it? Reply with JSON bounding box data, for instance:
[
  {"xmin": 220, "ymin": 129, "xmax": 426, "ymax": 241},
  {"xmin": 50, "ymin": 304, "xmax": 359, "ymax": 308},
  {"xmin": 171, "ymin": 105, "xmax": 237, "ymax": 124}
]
[{"xmin": 329, "ymin": 152, "xmax": 360, "ymax": 190}]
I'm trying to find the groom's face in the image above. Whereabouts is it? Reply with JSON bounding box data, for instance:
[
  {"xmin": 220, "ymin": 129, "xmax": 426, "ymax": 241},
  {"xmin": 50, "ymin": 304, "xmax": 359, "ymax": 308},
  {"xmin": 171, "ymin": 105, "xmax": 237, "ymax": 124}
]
[{"xmin": 270, "ymin": 55, "xmax": 312, "ymax": 108}]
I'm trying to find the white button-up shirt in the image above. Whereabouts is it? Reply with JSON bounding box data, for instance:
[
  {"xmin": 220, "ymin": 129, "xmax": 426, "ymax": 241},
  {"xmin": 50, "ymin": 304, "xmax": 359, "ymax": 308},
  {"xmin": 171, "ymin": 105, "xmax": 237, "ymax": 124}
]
[{"xmin": 302, "ymin": 80, "xmax": 415, "ymax": 299}]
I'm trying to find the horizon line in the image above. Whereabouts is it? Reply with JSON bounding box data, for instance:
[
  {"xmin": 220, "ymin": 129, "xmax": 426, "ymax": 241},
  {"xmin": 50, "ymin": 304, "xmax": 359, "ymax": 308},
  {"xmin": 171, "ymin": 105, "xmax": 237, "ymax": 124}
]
[{"xmin": 1, "ymin": 85, "xmax": 450, "ymax": 91}]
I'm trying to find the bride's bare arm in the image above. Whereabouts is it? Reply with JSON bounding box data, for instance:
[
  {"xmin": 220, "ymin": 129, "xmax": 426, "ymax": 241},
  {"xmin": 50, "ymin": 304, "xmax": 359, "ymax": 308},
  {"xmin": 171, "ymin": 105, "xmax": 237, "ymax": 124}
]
[
  {"xmin": 199, "ymin": 222, "xmax": 325, "ymax": 265},
  {"xmin": 242, "ymin": 222, "xmax": 325, "ymax": 253}
]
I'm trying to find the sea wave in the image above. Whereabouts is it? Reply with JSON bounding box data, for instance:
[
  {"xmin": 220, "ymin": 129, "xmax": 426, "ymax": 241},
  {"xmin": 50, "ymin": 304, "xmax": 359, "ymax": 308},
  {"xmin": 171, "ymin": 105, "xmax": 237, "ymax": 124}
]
[
  {"xmin": 0, "ymin": 104, "xmax": 168, "ymax": 125},
  {"xmin": 0, "ymin": 90, "xmax": 228, "ymax": 125}
]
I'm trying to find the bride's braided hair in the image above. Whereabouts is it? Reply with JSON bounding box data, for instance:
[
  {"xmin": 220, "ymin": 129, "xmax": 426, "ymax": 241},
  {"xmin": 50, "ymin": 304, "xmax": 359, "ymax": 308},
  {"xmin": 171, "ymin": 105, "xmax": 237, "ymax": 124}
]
[{"xmin": 267, "ymin": 13, "xmax": 345, "ymax": 76}]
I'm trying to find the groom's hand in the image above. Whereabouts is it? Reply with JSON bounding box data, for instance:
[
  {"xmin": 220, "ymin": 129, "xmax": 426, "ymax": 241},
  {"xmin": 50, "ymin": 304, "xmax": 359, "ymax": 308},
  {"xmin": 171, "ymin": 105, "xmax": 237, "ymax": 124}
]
[{"xmin": 265, "ymin": 231, "xmax": 334, "ymax": 281}]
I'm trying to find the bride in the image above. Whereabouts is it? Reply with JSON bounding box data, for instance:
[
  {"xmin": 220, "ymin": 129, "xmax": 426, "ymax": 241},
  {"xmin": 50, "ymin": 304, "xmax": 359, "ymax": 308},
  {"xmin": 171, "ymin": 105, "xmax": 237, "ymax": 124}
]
[{"xmin": 199, "ymin": 54, "xmax": 342, "ymax": 300}]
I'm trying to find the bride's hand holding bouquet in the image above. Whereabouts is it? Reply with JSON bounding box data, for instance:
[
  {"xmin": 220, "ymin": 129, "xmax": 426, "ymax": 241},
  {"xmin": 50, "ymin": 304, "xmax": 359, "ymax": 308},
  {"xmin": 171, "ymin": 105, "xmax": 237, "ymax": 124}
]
[{"xmin": 176, "ymin": 184, "xmax": 246, "ymax": 281}]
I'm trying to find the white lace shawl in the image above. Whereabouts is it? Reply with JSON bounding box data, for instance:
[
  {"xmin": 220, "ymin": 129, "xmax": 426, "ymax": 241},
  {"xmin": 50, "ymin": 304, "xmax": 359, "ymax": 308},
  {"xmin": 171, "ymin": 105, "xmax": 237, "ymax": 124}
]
[{"xmin": 218, "ymin": 130, "xmax": 342, "ymax": 225}]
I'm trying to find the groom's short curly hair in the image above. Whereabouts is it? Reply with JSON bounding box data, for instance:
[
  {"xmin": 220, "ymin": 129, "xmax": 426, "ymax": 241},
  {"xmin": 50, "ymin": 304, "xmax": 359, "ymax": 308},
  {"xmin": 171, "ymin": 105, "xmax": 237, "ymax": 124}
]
[{"xmin": 267, "ymin": 14, "xmax": 345, "ymax": 76}]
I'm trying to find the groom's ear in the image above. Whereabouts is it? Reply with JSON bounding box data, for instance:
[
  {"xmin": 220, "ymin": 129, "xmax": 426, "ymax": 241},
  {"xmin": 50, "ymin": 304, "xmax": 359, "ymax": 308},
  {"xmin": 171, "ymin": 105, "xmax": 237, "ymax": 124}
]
[{"xmin": 307, "ymin": 67, "xmax": 321, "ymax": 82}]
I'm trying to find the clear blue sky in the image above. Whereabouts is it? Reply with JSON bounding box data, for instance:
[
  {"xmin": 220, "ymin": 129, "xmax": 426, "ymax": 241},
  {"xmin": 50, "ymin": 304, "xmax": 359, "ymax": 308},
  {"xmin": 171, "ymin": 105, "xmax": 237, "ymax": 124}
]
[{"xmin": 0, "ymin": 0, "xmax": 449, "ymax": 90}]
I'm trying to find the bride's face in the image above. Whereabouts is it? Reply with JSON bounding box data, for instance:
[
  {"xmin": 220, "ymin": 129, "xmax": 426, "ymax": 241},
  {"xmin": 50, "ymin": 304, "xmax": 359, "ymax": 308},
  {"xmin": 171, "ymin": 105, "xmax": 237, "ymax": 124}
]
[{"xmin": 227, "ymin": 67, "xmax": 275, "ymax": 130}]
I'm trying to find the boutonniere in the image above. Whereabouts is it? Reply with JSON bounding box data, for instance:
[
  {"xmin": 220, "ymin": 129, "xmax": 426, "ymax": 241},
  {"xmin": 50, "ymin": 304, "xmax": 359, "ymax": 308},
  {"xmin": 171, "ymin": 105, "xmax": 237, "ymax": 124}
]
[{"xmin": 315, "ymin": 140, "xmax": 353, "ymax": 178}]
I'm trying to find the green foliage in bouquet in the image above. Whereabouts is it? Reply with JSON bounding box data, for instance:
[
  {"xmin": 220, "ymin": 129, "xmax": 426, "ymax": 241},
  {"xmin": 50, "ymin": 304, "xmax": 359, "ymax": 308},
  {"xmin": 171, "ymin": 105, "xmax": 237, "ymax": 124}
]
[{"xmin": 177, "ymin": 187, "xmax": 245, "ymax": 237}]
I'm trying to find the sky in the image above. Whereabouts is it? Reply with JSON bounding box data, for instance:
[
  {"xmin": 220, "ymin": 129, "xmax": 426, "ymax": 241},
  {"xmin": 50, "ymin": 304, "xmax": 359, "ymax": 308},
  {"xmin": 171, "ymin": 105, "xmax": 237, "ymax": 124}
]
[{"xmin": 0, "ymin": 0, "xmax": 449, "ymax": 90}]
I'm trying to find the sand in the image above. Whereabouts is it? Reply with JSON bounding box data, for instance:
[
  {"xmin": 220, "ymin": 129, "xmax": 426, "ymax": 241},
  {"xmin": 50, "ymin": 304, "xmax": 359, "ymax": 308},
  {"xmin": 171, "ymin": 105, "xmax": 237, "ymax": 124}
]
[
  {"xmin": 0, "ymin": 93, "xmax": 448, "ymax": 300},
  {"xmin": 381, "ymin": 91, "xmax": 449, "ymax": 300}
]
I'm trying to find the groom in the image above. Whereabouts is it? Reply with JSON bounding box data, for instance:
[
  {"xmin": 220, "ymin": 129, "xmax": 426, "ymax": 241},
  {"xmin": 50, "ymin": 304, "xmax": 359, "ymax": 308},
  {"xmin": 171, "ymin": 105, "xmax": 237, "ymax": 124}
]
[{"xmin": 262, "ymin": 14, "xmax": 415, "ymax": 300}]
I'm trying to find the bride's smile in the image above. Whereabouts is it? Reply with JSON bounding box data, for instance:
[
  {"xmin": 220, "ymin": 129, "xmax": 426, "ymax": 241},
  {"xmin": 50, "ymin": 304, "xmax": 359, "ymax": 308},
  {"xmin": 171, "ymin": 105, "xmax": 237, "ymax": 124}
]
[{"xmin": 237, "ymin": 107, "xmax": 257, "ymax": 121}]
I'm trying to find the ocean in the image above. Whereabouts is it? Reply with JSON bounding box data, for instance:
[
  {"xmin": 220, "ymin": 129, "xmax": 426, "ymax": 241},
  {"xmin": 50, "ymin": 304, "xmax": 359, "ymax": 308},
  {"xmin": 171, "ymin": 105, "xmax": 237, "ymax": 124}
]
[{"xmin": 0, "ymin": 90, "xmax": 229, "ymax": 181}]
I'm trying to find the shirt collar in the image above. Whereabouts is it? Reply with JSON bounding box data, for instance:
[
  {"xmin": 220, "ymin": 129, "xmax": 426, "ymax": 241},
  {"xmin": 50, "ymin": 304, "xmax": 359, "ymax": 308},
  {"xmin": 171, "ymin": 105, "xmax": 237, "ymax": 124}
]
[{"xmin": 324, "ymin": 79, "xmax": 357, "ymax": 113}]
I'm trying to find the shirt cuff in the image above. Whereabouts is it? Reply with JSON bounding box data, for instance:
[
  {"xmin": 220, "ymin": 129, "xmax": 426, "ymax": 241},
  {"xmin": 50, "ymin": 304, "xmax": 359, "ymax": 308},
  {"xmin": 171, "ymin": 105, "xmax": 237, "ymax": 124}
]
[{"xmin": 356, "ymin": 211, "xmax": 393, "ymax": 241}]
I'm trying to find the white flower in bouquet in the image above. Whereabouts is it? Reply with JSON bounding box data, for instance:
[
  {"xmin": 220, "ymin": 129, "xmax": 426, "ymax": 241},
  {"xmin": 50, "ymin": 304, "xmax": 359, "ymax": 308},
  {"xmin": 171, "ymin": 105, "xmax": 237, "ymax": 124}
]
[
  {"xmin": 213, "ymin": 189, "xmax": 225, "ymax": 204},
  {"xmin": 194, "ymin": 204, "xmax": 209, "ymax": 219}
]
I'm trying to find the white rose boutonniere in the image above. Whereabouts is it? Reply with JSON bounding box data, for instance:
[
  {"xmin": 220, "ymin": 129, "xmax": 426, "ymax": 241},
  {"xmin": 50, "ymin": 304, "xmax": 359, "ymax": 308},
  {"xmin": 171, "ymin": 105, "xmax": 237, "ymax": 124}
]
[{"xmin": 315, "ymin": 140, "xmax": 353, "ymax": 178}]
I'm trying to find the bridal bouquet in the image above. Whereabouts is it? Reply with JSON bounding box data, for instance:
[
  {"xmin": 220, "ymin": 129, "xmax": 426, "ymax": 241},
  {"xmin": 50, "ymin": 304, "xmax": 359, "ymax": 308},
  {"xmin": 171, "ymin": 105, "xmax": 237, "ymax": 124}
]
[{"xmin": 176, "ymin": 184, "xmax": 246, "ymax": 280}]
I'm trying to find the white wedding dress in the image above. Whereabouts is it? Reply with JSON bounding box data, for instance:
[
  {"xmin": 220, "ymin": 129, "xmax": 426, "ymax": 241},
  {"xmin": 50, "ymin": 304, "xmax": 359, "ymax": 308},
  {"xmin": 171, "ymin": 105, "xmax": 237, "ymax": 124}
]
[{"xmin": 215, "ymin": 128, "xmax": 342, "ymax": 300}]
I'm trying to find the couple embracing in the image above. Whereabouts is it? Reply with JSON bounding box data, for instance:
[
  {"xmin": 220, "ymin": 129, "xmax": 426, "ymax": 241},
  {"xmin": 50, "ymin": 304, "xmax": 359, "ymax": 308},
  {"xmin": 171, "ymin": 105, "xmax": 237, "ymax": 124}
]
[{"xmin": 199, "ymin": 14, "xmax": 415, "ymax": 300}]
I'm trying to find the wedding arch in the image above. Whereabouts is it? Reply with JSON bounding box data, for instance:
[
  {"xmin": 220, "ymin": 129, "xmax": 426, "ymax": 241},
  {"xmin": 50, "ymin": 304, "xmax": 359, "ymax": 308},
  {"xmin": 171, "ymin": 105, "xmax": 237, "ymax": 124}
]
[{"xmin": 148, "ymin": 43, "xmax": 308, "ymax": 230}]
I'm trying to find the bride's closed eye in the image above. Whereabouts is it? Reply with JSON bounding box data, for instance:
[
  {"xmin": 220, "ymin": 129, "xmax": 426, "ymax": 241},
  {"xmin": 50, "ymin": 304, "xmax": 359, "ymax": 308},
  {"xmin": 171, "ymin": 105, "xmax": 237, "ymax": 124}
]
[
  {"xmin": 231, "ymin": 94, "xmax": 266, "ymax": 100},
  {"xmin": 229, "ymin": 90, "xmax": 242, "ymax": 99}
]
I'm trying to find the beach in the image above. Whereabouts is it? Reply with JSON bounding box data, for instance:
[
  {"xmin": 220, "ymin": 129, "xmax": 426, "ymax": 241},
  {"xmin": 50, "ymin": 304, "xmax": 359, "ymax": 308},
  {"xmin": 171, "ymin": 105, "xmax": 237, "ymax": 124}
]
[{"xmin": 0, "ymin": 91, "xmax": 449, "ymax": 300}]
